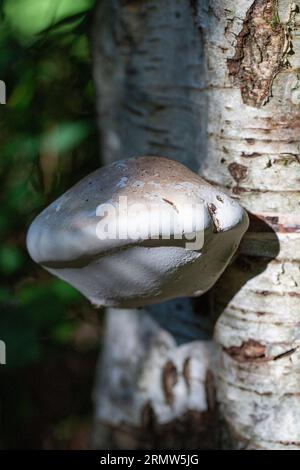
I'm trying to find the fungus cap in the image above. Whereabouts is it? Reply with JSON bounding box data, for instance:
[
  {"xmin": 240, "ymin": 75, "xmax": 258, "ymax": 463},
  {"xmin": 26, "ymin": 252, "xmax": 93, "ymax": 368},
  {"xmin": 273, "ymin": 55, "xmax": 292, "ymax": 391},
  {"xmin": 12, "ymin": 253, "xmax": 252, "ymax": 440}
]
[{"xmin": 27, "ymin": 156, "xmax": 248, "ymax": 308}]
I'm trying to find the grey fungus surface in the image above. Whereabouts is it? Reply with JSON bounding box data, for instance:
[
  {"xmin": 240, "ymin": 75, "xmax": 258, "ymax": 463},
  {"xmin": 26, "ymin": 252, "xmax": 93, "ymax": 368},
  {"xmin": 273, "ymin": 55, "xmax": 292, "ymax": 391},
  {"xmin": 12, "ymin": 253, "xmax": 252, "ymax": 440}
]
[{"xmin": 27, "ymin": 156, "xmax": 249, "ymax": 308}]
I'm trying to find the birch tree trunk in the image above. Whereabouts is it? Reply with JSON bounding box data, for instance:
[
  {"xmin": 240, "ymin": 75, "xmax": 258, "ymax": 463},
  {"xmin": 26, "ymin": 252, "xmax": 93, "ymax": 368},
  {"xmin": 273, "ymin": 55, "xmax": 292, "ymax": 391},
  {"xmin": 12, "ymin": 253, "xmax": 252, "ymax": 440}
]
[
  {"xmin": 91, "ymin": 0, "xmax": 300, "ymax": 449},
  {"xmin": 91, "ymin": 0, "xmax": 217, "ymax": 450},
  {"xmin": 196, "ymin": 0, "xmax": 300, "ymax": 450}
]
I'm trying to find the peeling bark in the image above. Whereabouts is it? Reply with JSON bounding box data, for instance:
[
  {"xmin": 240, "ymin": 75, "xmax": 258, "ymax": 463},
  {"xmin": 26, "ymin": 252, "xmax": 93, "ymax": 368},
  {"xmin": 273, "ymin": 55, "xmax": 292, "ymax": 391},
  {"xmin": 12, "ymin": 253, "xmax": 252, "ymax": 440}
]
[
  {"xmin": 227, "ymin": 0, "xmax": 285, "ymax": 107},
  {"xmin": 224, "ymin": 339, "xmax": 267, "ymax": 363}
]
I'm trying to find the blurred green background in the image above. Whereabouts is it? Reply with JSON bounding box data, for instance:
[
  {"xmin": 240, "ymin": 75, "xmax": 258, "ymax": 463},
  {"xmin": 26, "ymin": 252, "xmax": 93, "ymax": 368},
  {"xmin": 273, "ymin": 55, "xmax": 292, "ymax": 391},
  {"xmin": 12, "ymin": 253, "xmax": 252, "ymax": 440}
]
[{"xmin": 0, "ymin": 0, "xmax": 104, "ymax": 449}]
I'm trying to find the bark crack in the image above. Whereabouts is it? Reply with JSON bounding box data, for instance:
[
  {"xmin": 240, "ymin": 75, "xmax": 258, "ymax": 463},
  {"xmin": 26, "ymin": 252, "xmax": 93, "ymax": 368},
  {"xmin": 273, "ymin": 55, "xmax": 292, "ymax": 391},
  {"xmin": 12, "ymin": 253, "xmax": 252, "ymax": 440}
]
[{"xmin": 162, "ymin": 360, "xmax": 178, "ymax": 407}]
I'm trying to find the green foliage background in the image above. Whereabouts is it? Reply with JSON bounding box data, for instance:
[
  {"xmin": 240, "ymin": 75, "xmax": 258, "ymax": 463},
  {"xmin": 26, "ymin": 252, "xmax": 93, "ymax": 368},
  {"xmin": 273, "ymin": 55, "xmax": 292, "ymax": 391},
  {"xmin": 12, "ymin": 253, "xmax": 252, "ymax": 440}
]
[{"xmin": 0, "ymin": 0, "xmax": 102, "ymax": 449}]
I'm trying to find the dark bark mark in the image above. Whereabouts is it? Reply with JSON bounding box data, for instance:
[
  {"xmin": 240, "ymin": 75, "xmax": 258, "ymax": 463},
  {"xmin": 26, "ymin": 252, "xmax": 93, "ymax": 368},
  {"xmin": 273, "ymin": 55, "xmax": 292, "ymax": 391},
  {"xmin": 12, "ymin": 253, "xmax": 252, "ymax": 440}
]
[
  {"xmin": 162, "ymin": 198, "xmax": 179, "ymax": 213},
  {"xmin": 228, "ymin": 162, "xmax": 248, "ymax": 183},
  {"xmin": 141, "ymin": 400, "xmax": 156, "ymax": 431},
  {"xmin": 162, "ymin": 360, "xmax": 178, "ymax": 406},
  {"xmin": 254, "ymin": 290, "xmax": 272, "ymax": 296},
  {"xmin": 279, "ymin": 441, "xmax": 300, "ymax": 446},
  {"xmin": 227, "ymin": 0, "xmax": 285, "ymax": 108},
  {"xmin": 288, "ymin": 292, "xmax": 300, "ymax": 298},
  {"xmin": 241, "ymin": 152, "xmax": 261, "ymax": 158},
  {"xmin": 207, "ymin": 203, "xmax": 222, "ymax": 232},
  {"xmin": 232, "ymin": 186, "xmax": 258, "ymax": 194},
  {"xmin": 274, "ymin": 347, "xmax": 298, "ymax": 360},
  {"xmin": 208, "ymin": 203, "xmax": 217, "ymax": 214},
  {"xmin": 183, "ymin": 357, "xmax": 191, "ymax": 390},
  {"xmin": 205, "ymin": 370, "xmax": 216, "ymax": 411},
  {"xmin": 224, "ymin": 339, "xmax": 267, "ymax": 363}
]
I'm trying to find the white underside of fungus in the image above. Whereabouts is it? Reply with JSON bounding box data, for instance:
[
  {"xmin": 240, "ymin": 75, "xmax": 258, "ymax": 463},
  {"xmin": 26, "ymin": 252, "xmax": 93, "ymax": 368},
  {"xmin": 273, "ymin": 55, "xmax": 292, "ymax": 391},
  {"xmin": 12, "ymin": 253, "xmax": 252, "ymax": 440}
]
[{"xmin": 27, "ymin": 156, "xmax": 249, "ymax": 308}]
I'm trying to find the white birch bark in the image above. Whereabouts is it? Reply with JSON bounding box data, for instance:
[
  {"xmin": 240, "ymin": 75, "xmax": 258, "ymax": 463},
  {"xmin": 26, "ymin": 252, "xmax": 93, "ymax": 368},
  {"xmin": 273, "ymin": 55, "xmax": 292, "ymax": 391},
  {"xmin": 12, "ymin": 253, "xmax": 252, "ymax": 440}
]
[
  {"xmin": 91, "ymin": 0, "xmax": 217, "ymax": 449},
  {"xmin": 196, "ymin": 0, "xmax": 300, "ymax": 449}
]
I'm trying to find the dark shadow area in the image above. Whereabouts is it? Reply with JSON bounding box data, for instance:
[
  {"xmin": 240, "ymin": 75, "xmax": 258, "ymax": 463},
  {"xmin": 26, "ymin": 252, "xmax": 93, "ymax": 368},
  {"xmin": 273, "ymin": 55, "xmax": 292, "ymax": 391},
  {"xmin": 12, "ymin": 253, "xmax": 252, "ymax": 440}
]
[
  {"xmin": 205, "ymin": 212, "xmax": 280, "ymax": 324},
  {"xmin": 147, "ymin": 213, "xmax": 280, "ymax": 344},
  {"xmin": 0, "ymin": 348, "xmax": 99, "ymax": 449},
  {"xmin": 146, "ymin": 296, "xmax": 212, "ymax": 345}
]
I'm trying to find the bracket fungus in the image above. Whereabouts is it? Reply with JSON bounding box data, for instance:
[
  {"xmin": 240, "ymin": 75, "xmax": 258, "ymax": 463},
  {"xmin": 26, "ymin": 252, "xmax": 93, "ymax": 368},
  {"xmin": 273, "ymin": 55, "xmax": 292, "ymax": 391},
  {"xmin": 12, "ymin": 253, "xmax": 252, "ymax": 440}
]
[{"xmin": 27, "ymin": 156, "xmax": 248, "ymax": 308}]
